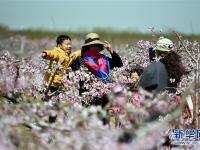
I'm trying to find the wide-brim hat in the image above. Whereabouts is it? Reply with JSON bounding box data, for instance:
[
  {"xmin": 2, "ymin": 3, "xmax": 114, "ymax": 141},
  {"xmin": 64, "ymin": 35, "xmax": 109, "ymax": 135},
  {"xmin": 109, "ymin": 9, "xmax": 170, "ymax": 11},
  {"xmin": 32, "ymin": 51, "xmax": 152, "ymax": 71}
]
[
  {"xmin": 153, "ymin": 37, "xmax": 174, "ymax": 52},
  {"xmin": 82, "ymin": 33, "xmax": 104, "ymax": 47}
]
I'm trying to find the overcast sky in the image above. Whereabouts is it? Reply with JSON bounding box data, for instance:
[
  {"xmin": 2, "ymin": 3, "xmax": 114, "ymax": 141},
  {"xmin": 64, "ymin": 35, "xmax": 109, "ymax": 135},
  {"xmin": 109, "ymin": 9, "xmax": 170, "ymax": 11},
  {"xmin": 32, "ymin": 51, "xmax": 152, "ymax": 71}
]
[{"xmin": 0, "ymin": 0, "xmax": 200, "ymax": 34}]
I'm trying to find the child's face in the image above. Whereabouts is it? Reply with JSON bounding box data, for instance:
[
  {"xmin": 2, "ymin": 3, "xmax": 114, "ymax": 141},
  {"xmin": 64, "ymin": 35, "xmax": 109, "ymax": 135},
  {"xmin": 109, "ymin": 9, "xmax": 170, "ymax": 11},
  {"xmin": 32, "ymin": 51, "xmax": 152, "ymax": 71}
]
[
  {"xmin": 58, "ymin": 39, "xmax": 72, "ymax": 54},
  {"xmin": 130, "ymin": 72, "xmax": 139, "ymax": 84}
]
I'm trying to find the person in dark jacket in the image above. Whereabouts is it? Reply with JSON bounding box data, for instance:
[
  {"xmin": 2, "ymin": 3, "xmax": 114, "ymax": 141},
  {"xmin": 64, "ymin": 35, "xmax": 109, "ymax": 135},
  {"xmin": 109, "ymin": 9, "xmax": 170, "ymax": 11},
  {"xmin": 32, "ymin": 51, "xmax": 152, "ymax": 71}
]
[
  {"xmin": 81, "ymin": 32, "xmax": 123, "ymax": 82},
  {"xmin": 139, "ymin": 37, "xmax": 187, "ymax": 93}
]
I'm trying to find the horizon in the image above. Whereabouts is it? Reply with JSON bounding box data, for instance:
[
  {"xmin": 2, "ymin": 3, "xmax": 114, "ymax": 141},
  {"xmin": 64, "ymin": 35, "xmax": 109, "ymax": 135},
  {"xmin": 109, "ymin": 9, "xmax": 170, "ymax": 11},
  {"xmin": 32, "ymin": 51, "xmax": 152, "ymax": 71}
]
[{"xmin": 0, "ymin": 0, "xmax": 200, "ymax": 34}]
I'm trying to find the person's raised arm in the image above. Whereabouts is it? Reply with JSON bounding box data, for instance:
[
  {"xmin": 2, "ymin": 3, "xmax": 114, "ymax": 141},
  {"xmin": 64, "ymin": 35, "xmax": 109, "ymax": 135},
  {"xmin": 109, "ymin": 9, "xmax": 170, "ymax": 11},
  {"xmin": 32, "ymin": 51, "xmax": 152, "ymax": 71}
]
[
  {"xmin": 104, "ymin": 41, "xmax": 123, "ymax": 68},
  {"xmin": 41, "ymin": 49, "xmax": 59, "ymax": 61},
  {"xmin": 104, "ymin": 41, "xmax": 113, "ymax": 54}
]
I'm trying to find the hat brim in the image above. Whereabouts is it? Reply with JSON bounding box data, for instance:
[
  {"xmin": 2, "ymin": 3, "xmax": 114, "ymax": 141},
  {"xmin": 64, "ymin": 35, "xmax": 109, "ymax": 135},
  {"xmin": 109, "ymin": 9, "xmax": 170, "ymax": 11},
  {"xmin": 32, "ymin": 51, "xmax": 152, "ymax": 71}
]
[
  {"xmin": 82, "ymin": 40, "xmax": 104, "ymax": 47},
  {"xmin": 153, "ymin": 46, "xmax": 171, "ymax": 52}
]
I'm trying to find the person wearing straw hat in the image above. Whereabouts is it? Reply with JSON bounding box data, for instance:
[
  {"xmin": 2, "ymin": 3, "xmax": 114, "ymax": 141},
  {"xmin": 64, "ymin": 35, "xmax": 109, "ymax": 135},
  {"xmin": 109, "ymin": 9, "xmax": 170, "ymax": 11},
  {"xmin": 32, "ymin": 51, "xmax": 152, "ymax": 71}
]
[
  {"xmin": 81, "ymin": 32, "xmax": 123, "ymax": 83},
  {"xmin": 41, "ymin": 35, "xmax": 81, "ymax": 92},
  {"xmin": 139, "ymin": 37, "xmax": 187, "ymax": 92}
]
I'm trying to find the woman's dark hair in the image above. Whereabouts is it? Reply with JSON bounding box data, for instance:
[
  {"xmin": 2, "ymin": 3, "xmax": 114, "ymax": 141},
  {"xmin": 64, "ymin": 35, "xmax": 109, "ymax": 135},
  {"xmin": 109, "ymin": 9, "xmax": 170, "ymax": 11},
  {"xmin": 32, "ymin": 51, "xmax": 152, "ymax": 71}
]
[
  {"xmin": 56, "ymin": 35, "xmax": 71, "ymax": 46},
  {"xmin": 160, "ymin": 51, "xmax": 187, "ymax": 87}
]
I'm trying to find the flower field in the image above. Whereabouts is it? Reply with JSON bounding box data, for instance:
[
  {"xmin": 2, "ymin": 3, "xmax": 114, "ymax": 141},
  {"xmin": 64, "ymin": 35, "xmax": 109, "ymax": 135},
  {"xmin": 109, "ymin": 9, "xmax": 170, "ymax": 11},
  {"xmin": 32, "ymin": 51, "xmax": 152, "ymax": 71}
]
[{"xmin": 0, "ymin": 34, "xmax": 199, "ymax": 150}]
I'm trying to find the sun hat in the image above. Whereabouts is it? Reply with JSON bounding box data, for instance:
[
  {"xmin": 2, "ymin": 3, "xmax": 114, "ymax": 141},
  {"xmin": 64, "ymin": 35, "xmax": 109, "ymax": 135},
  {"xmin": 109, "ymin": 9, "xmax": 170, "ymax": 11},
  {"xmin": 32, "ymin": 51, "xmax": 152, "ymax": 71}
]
[
  {"xmin": 153, "ymin": 37, "xmax": 174, "ymax": 52},
  {"xmin": 82, "ymin": 33, "xmax": 105, "ymax": 47}
]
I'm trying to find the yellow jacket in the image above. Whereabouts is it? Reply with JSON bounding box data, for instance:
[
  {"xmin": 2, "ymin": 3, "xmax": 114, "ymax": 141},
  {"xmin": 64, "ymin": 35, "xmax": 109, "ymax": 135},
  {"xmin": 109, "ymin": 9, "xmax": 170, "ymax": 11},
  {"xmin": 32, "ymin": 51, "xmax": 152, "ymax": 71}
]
[{"xmin": 43, "ymin": 47, "xmax": 81, "ymax": 88}]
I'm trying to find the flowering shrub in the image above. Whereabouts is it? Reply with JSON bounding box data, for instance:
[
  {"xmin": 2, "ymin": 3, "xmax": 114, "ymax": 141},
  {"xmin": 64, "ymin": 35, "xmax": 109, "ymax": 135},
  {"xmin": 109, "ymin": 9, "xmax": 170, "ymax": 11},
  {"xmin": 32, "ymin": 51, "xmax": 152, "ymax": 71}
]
[{"xmin": 0, "ymin": 35, "xmax": 199, "ymax": 150}]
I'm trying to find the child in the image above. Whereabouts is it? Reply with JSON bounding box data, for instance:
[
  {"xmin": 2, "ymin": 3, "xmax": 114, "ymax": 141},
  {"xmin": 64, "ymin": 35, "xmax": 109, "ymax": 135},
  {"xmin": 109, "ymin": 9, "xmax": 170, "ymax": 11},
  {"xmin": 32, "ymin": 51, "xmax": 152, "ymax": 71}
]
[
  {"xmin": 41, "ymin": 35, "xmax": 81, "ymax": 92},
  {"xmin": 129, "ymin": 65, "xmax": 143, "ymax": 91}
]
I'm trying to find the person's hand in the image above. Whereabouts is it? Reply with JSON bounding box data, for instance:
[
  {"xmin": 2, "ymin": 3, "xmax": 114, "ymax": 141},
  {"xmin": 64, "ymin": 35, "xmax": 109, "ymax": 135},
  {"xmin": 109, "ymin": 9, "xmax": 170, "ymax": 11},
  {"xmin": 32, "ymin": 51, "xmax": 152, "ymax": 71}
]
[
  {"xmin": 104, "ymin": 41, "xmax": 113, "ymax": 54},
  {"xmin": 41, "ymin": 51, "xmax": 47, "ymax": 58}
]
